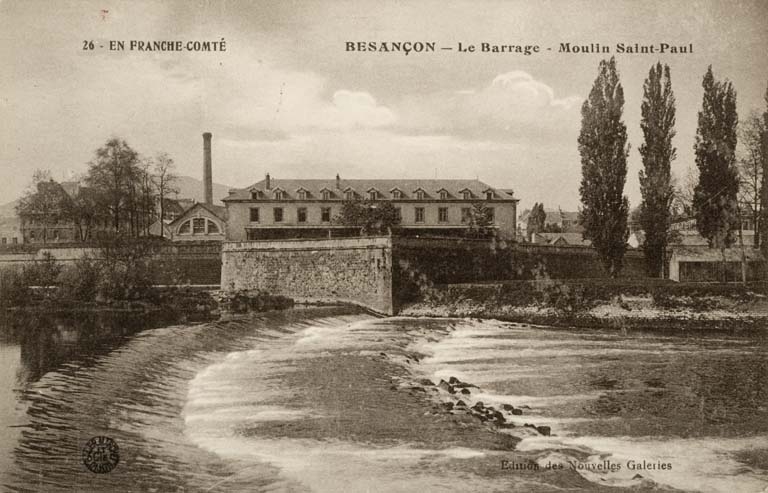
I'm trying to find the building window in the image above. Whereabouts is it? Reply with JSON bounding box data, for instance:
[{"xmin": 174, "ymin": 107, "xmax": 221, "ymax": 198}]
[
  {"xmin": 345, "ymin": 191, "xmax": 355, "ymax": 200},
  {"xmin": 439, "ymin": 190, "xmax": 448, "ymax": 200},
  {"xmin": 251, "ymin": 191, "xmax": 259, "ymax": 200},
  {"xmin": 438, "ymin": 207, "xmax": 448, "ymax": 223},
  {"xmin": 274, "ymin": 207, "xmax": 284, "ymax": 222},
  {"xmin": 415, "ymin": 207, "xmax": 425, "ymax": 223},
  {"xmin": 487, "ymin": 207, "xmax": 495, "ymax": 223},
  {"xmin": 415, "ymin": 190, "xmax": 425, "ymax": 200},
  {"xmin": 461, "ymin": 208, "xmax": 471, "ymax": 223},
  {"xmin": 298, "ymin": 190, "xmax": 308, "ymax": 200},
  {"xmin": 462, "ymin": 191, "xmax": 472, "ymax": 200},
  {"xmin": 392, "ymin": 190, "xmax": 402, "ymax": 199},
  {"xmin": 12, "ymin": 237, "xmax": 17, "ymax": 244},
  {"xmin": 368, "ymin": 190, "xmax": 377, "ymax": 201},
  {"xmin": 249, "ymin": 207, "xmax": 260, "ymax": 222},
  {"xmin": 273, "ymin": 190, "xmax": 284, "ymax": 200},
  {"xmin": 208, "ymin": 221, "xmax": 220, "ymax": 234},
  {"xmin": 486, "ymin": 191, "xmax": 494, "ymax": 200},
  {"xmin": 297, "ymin": 207, "xmax": 307, "ymax": 223},
  {"xmin": 322, "ymin": 190, "xmax": 331, "ymax": 200},
  {"xmin": 193, "ymin": 218, "xmax": 206, "ymax": 234},
  {"xmin": 394, "ymin": 207, "xmax": 402, "ymax": 222},
  {"xmin": 321, "ymin": 207, "xmax": 331, "ymax": 223},
  {"xmin": 179, "ymin": 221, "xmax": 191, "ymax": 234}
]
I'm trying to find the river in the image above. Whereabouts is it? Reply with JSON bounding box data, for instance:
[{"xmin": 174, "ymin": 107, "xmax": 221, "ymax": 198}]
[{"xmin": 0, "ymin": 308, "xmax": 766, "ymax": 492}]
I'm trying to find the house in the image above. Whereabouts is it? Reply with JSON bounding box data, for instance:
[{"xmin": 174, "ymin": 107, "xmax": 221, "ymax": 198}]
[
  {"xmin": 518, "ymin": 207, "xmax": 582, "ymax": 239},
  {"xmin": 668, "ymin": 246, "xmax": 765, "ymax": 282},
  {"xmin": 160, "ymin": 202, "xmax": 227, "ymax": 241},
  {"xmin": 223, "ymin": 174, "xmax": 519, "ymax": 241},
  {"xmin": 531, "ymin": 232, "xmax": 591, "ymax": 247},
  {"xmin": 0, "ymin": 216, "xmax": 23, "ymax": 246}
]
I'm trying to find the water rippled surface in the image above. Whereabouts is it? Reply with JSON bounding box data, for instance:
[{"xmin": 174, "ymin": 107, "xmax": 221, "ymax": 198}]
[{"xmin": 1, "ymin": 309, "xmax": 767, "ymax": 492}]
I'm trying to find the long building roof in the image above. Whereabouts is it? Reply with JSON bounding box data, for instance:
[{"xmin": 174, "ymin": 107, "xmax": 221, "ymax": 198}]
[{"xmin": 224, "ymin": 178, "xmax": 517, "ymax": 201}]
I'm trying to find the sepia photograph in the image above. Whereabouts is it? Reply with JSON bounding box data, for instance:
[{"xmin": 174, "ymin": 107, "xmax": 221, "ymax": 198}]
[{"xmin": 1, "ymin": 0, "xmax": 767, "ymax": 491}]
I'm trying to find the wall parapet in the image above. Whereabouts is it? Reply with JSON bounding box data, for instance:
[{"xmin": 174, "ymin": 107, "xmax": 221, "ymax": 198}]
[{"xmin": 221, "ymin": 237, "xmax": 394, "ymax": 315}]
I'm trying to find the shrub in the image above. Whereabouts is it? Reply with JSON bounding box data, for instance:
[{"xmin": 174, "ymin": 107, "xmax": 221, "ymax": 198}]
[
  {"xmin": 541, "ymin": 282, "xmax": 589, "ymax": 314},
  {"xmin": 22, "ymin": 252, "xmax": 62, "ymax": 287},
  {"xmin": 56, "ymin": 258, "xmax": 101, "ymax": 301},
  {"xmin": 0, "ymin": 267, "xmax": 29, "ymax": 306},
  {"xmin": 96, "ymin": 259, "xmax": 156, "ymax": 301}
]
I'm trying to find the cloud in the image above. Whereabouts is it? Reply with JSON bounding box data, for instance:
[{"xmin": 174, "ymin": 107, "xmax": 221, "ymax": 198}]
[
  {"xmin": 317, "ymin": 90, "xmax": 396, "ymax": 129},
  {"xmin": 395, "ymin": 70, "xmax": 582, "ymax": 140}
]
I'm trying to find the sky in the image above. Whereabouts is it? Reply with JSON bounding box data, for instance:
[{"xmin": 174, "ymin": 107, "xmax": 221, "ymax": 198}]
[{"xmin": 1, "ymin": 0, "xmax": 767, "ymax": 211}]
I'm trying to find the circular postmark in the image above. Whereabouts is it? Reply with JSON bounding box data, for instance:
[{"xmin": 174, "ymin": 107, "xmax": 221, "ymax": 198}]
[{"xmin": 82, "ymin": 436, "xmax": 120, "ymax": 474}]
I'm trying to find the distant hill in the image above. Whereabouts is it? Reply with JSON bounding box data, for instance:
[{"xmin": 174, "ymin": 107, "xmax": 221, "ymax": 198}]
[
  {"xmin": 171, "ymin": 175, "xmax": 231, "ymax": 205},
  {"xmin": 0, "ymin": 176, "xmax": 232, "ymax": 217}
]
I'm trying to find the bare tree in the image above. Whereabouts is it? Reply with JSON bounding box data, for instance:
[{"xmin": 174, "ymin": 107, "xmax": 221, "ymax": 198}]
[
  {"xmin": 153, "ymin": 153, "xmax": 178, "ymax": 239},
  {"xmin": 738, "ymin": 111, "xmax": 766, "ymax": 247}
]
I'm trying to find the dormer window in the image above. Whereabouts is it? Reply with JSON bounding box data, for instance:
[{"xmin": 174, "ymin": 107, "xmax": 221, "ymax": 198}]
[
  {"xmin": 462, "ymin": 190, "xmax": 472, "ymax": 200},
  {"xmin": 273, "ymin": 189, "xmax": 285, "ymax": 200},
  {"xmin": 368, "ymin": 189, "xmax": 378, "ymax": 201},
  {"xmin": 391, "ymin": 189, "xmax": 403, "ymax": 199},
  {"xmin": 344, "ymin": 190, "xmax": 356, "ymax": 201},
  {"xmin": 297, "ymin": 189, "xmax": 308, "ymax": 200},
  {"xmin": 438, "ymin": 189, "xmax": 449, "ymax": 200},
  {"xmin": 415, "ymin": 189, "xmax": 426, "ymax": 200},
  {"xmin": 321, "ymin": 189, "xmax": 332, "ymax": 200},
  {"xmin": 485, "ymin": 191, "xmax": 493, "ymax": 200},
  {"xmin": 250, "ymin": 190, "xmax": 260, "ymax": 200}
]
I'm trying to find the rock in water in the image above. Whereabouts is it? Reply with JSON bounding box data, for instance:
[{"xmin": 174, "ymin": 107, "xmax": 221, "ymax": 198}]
[
  {"xmin": 437, "ymin": 380, "xmax": 456, "ymax": 394},
  {"xmin": 512, "ymin": 409, "xmax": 523, "ymax": 415},
  {"xmin": 460, "ymin": 388, "xmax": 471, "ymax": 395},
  {"xmin": 536, "ymin": 426, "xmax": 551, "ymax": 436}
]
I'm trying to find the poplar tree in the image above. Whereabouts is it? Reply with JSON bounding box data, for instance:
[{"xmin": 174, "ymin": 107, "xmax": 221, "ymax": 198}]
[
  {"xmin": 639, "ymin": 62, "xmax": 677, "ymax": 277},
  {"xmin": 692, "ymin": 67, "xmax": 739, "ymax": 255},
  {"xmin": 761, "ymin": 81, "xmax": 768, "ymax": 261},
  {"xmin": 578, "ymin": 57, "xmax": 630, "ymax": 277},
  {"xmin": 526, "ymin": 202, "xmax": 546, "ymax": 240}
]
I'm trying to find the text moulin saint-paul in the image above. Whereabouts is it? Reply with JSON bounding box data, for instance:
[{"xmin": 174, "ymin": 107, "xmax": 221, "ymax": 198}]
[{"xmin": 345, "ymin": 41, "xmax": 693, "ymax": 56}]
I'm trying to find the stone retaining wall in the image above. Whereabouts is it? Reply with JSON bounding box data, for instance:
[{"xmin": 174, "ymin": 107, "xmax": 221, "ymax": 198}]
[{"xmin": 221, "ymin": 237, "xmax": 394, "ymax": 314}]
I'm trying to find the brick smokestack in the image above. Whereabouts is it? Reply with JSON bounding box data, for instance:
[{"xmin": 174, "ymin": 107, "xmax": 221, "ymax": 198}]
[{"xmin": 202, "ymin": 132, "xmax": 213, "ymax": 205}]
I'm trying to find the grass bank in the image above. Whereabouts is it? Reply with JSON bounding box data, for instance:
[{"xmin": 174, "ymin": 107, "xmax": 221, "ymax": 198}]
[{"xmin": 401, "ymin": 280, "xmax": 768, "ymax": 332}]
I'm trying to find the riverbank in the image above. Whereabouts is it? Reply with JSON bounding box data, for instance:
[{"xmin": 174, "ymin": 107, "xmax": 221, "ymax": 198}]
[{"xmin": 401, "ymin": 282, "xmax": 768, "ymax": 332}]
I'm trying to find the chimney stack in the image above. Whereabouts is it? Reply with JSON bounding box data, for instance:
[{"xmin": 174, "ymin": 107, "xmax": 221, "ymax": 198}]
[
  {"xmin": 202, "ymin": 132, "xmax": 213, "ymax": 205},
  {"xmin": 336, "ymin": 173, "xmax": 341, "ymax": 189},
  {"xmin": 265, "ymin": 173, "xmax": 271, "ymax": 190}
]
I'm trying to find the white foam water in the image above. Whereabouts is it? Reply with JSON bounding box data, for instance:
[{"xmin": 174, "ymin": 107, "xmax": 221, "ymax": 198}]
[
  {"xmin": 183, "ymin": 318, "xmax": 517, "ymax": 493},
  {"xmin": 414, "ymin": 319, "xmax": 768, "ymax": 493}
]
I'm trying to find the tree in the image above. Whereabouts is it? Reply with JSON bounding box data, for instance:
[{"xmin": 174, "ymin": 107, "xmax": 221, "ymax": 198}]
[
  {"xmin": 65, "ymin": 187, "xmax": 101, "ymax": 242},
  {"xmin": 526, "ymin": 203, "xmax": 546, "ymax": 240},
  {"xmin": 153, "ymin": 153, "xmax": 178, "ymax": 238},
  {"xmin": 762, "ymin": 81, "xmax": 768, "ymax": 261},
  {"xmin": 737, "ymin": 111, "xmax": 767, "ymax": 247},
  {"xmin": 578, "ymin": 57, "xmax": 630, "ymax": 277},
  {"xmin": 638, "ymin": 62, "xmax": 677, "ymax": 277},
  {"xmin": 692, "ymin": 66, "xmax": 739, "ymax": 266},
  {"xmin": 85, "ymin": 138, "xmax": 142, "ymax": 236},
  {"xmin": 334, "ymin": 200, "xmax": 400, "ymax": 235},
  {"xmin": 467, "ymin": 202, "xmax": 494, "ymax": 238},
  {"xmin": 16, "ymin": 170, "xmax": 71, "ymax": 244}
]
